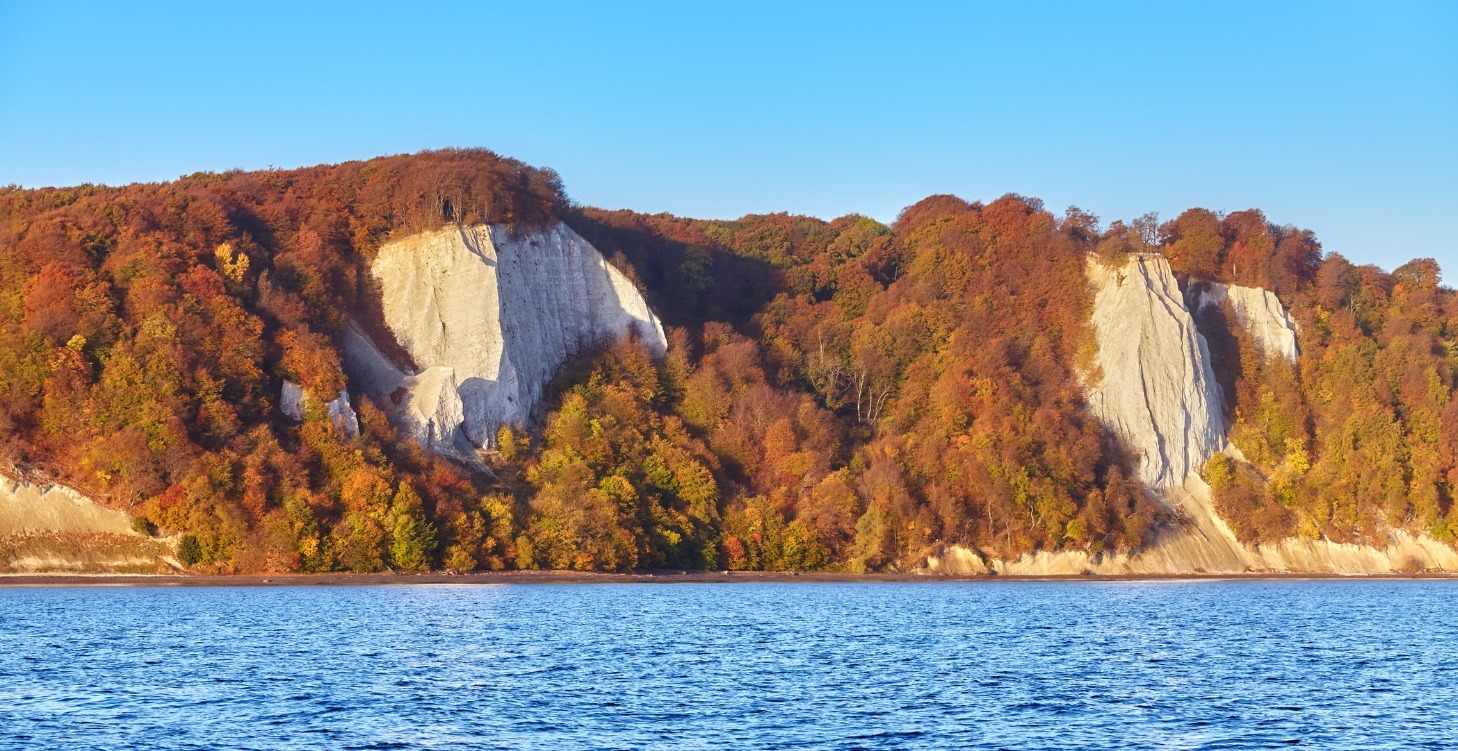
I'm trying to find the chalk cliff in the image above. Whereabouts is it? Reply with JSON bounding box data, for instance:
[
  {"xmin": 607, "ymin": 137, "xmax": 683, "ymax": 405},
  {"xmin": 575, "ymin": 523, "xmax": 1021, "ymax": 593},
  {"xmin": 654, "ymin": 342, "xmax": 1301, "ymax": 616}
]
[
  {"xmin": 1084, "ymin": 254, "xmax": 1225, "ymax": 488},
  {"xmin": 0, "ymin": 477, "xmax": 177, "ymax": 573},
  {"xmin": 280, "ymin": 381, "xmax": 360, "ymax": 439},
  {"xmin": 345, "ymin": 222, "xmax": 667, "ymax": 458},
  {"xmin": 927, "ymin": 256, "xmax": 1456, "ymax": 575},
  {"xmin": 1193, "ymin": 283, "xmax": 1299, "ymax": 362}
]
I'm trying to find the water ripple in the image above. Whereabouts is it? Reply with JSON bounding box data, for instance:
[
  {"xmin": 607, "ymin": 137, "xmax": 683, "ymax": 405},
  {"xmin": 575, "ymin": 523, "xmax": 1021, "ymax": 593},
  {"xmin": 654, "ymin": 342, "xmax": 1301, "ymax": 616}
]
[{"xmin": 0, "ymin": 580, "xmax": 1454, "ymax": 749}]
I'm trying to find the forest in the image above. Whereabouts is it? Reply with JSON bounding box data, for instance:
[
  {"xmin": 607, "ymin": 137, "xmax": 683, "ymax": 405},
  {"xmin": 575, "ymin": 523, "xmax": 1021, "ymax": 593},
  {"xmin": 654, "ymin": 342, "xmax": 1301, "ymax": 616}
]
[{"xmin": 1, "ymin": 149, "xmax": 1454, "ymax": 572}]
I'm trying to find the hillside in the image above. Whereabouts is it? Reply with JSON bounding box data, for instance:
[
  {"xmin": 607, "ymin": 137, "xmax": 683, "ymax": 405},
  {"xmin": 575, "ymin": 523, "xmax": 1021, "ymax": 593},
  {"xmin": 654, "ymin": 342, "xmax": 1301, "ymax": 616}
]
[{"xmin": 1, "ymin": 151, "xmax": 1455, "ymax": 573}]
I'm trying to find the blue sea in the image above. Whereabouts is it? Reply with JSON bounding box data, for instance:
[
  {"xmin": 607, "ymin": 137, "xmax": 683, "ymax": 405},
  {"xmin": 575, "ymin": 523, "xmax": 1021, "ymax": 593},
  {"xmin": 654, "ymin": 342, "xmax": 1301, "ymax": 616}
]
[{"xmin": 0, "ymin": 580, "xmax": 1454, "ymax": 750}]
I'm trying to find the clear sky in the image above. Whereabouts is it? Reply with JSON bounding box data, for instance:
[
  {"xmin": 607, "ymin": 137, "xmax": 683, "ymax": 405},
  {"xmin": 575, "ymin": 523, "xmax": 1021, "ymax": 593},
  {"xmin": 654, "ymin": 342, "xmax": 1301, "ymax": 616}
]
[{"xmin": 2, "ymin": 1, "xmax": 1454, "ymax": 276}]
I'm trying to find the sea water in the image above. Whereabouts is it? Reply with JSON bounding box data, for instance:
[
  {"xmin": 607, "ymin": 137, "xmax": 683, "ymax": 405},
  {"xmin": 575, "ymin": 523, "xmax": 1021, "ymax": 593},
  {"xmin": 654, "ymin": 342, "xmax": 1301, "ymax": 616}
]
[{"xmin": 0, "ymin": 580, "xmax": 1454, "ymax": 750}]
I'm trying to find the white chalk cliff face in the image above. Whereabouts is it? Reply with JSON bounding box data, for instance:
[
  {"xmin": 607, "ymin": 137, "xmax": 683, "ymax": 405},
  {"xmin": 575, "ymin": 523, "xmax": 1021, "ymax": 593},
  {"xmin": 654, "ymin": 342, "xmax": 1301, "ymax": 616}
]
[
  {"xmin": 1193, "ymin": 283, "xmax": 1300, "ymax": 362},
  {"xmin": 1084, "ymin": 254, "xmax": 1226, "ymax": 488},
  {"xmin": 0, "ymin": 476, "xmax": 177, "ymax": 572},
  {"xmin": 346, "ymin": 222, "xmax": 667, "ymax": 458},
  {"xmin": 925, "ymin": 255, "xmax": 1458, "ymax": 574},
  {"xmin": 280, "ymin": 380, "xmax": 360, "ymax": 439}
]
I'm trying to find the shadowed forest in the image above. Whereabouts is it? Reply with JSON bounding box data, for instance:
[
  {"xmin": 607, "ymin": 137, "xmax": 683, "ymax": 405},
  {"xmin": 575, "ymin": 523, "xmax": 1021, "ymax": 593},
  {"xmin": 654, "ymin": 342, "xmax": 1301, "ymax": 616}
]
[{"xmin": 1, "ymin": 150, "xmax": 1454, "ymax": 572}]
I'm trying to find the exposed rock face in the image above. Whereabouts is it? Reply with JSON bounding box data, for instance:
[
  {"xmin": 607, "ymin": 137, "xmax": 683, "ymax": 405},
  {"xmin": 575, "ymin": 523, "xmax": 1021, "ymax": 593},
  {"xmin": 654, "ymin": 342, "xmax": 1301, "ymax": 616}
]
[
  {"xmin": 0, "ymin": 477, "xmax": 177, "ymax": 572},
  {"xmin": 0, "ymin": 478, "xmax": 134, "ymax": 537},
  {"xmin": 937, "ymin": 258, "xmax": 1449, "ymax": 575},
  {"xmin": 347, "ymin": 222, "xmax": 667, "ymax": 457},
  {"xmin": 1084, "ymin": 254, "xmax": 1225, "ymax": 488},
  {"xmin": 398, "ymin": 367, "xmax": 471, "ymax": 459},
  {"xmin": 280, "ymin": 381, "xmax": 306, "ymax": 421},
  {"xmin": 280, "ymin": 381, "xmax": 360, "ymax": 439},
  {"xmin": 1193, "ymin": 283, "xmax": 1299, "ymax": 362}
]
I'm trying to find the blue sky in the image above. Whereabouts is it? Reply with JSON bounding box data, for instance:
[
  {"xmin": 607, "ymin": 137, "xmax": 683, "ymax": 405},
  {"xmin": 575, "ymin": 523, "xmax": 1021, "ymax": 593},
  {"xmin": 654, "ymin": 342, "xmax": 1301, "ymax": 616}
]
[{"xmin": 2, "ymin": 1, "xmax": 1454, "ymax": 275}]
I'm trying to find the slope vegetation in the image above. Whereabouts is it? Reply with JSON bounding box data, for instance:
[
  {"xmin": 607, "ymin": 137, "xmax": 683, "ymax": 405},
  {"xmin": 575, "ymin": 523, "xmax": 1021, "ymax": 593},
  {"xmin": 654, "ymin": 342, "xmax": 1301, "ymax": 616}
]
[{"xmin": 1, "ymin": 153, "xmax": 1454, "ymax": 573}]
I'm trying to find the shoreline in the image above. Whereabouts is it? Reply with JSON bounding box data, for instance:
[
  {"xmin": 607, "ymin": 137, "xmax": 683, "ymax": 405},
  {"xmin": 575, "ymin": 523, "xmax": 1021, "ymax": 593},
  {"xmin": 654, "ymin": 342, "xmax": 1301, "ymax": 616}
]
[{"xmin": 1, "ymin": 570, "xmax": 1456, "ymax": 587}]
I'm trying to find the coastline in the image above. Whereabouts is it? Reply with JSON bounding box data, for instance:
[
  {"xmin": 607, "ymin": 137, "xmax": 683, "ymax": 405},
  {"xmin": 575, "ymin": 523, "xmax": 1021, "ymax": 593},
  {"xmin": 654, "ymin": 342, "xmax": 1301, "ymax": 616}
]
[{"xmin": 2, "ymin": 569, "xmax": 1456, "ymax": 587}]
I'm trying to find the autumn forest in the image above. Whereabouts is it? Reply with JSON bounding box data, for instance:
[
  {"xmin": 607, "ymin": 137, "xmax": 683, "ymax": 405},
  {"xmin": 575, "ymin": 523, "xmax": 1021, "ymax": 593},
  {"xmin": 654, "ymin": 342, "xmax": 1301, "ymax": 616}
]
[{"xmin": 1, "ymin": 149, "xmax": 1454, "ymax": 573}]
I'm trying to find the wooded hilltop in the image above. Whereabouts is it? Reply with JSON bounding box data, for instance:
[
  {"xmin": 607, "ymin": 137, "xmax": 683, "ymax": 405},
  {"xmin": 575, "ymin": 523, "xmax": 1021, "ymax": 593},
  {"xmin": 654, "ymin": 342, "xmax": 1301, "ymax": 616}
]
[{"xmin": 2, "ymin": 149, "xmax": 1453, "ymax": 573}]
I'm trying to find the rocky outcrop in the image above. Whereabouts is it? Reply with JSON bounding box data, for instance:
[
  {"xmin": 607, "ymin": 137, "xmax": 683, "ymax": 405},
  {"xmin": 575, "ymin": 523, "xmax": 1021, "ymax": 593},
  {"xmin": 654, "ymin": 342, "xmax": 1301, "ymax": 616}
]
[
  {"xmin": 346, "ymin": 222, "xmax": 667, "ymax": 458},
  {"xmin": 0, "ymin": 477, "xmax": 177, "ymax": 573},
  {"xmin": 1084, "ymin": 254, "xmax": 1225, "ymax": 488},
  {"xmin": 1193, "ymin": 283, "xmax": 1299, "ymax": 362},
  {"xmin": 935, "ymin": 258, "xmax": 1455, "ymax": 575},
  {"xmin": 926, "ymin": 476, "xmax": 1458, "ymax": 575},
  {"xmin": 280, "ymin": 380, "xmax": 360, "ymax": 439},
  {"xmin": 398, "ymin": 367, "xmax": 471, "ymax": 459},
  {"xmin": 341, "ymin": 324, "xmax": 475, "ymax": 458}
]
